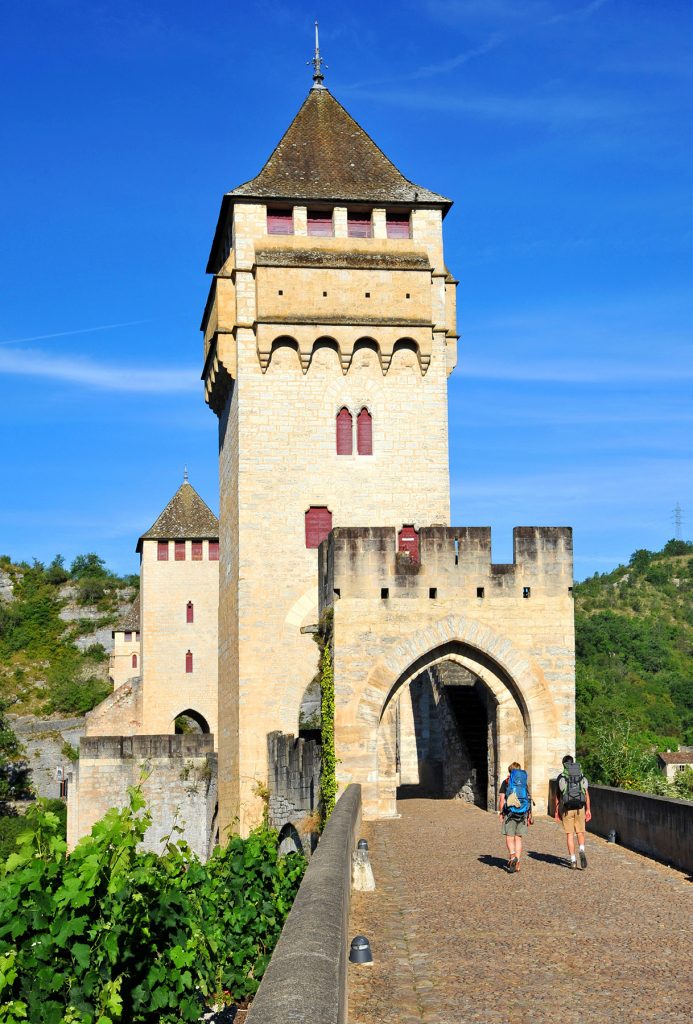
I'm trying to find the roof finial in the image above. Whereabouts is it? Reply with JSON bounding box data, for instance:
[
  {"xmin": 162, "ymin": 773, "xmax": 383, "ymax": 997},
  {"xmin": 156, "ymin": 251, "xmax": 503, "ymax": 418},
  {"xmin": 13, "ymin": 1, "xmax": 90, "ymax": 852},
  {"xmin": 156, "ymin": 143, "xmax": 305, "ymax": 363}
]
[
  {"xmin": 183, "ymin": 465, "xmax": 189, "ymax": 483},
  {"xmin": 308, "ymin": 20, "xmax": 327, "ymax": 90}
]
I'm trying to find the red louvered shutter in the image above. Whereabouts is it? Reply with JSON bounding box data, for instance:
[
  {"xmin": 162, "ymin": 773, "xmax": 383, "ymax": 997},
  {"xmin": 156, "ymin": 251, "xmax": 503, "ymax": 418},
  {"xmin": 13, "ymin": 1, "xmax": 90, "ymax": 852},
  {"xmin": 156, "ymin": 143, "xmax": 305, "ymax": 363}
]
[
  {"xmin": 336, "ymin": 408, "xmax": 353, "ymax": 454},
  {"xmin": 305, "ymin": 507, "xmax": 333, "ymax": 549},
  {"xmin": 185, "ymin": 651, "xmax": 193, "ymax": 673},
  {"xmin": 398, "ymin": 526, "xmax": 419, "ymax": 563},
  {"xmin": 208, "ymin": 541, "xmax": 219, "ymax": 560},
  {"xmin": 191, "ymin": 541, "xmax": 202, "ymax": 561},
  {"xmin": 175, "ymin": 541, "xmax": 186, "ymax": 561},
  {"xmin": 186, "ymin": 601, "xmax": 194, "ymax": 624},
  {"xmin": 347, "ymin": 211, "xmax": 372, "ymax": 238},
  {"xmin": 157, "ymin": 541, "xmax": 169, "ymax": 561},
  {"xmin": 267, "ymin": 209, "xmax": 293, "ymax": 235},
  {"xmin": 357, "ymin": 408, "xmax": 373, "ymax": 455},
  {"xmin": 386, "ymin": 213, "xmax": 411, "ymax": 239},
  {"xmin": 307, "ymin": 211, "xmax": 333, "ymax": 236},
  {"xmin": 132, "ymin": 654, "xmax": 138, "ymax": 669}
]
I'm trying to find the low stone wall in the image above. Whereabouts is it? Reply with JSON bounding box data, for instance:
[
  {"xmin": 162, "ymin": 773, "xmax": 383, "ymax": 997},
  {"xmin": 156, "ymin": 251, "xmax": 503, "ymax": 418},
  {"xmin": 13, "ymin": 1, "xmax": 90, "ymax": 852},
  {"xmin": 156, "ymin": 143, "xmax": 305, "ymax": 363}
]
[
  {"xmin": 587, "ymin": 784, "xmax": 693, "ymax": 875},
  {"xmin": 247, "ymin": 784, "xmax": 362, "ymax": 1024}
]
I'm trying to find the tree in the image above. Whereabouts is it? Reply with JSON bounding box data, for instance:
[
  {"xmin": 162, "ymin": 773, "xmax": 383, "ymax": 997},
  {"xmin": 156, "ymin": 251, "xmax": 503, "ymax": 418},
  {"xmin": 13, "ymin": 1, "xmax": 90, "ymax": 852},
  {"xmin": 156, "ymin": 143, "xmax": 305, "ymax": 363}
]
[
  {"xmin": 0, "ymin": 701, "xmax": 31, "ymax": 806},
  {"xmin": 69, "ymin": 553, "xmax": 109, "ymax": 579}
]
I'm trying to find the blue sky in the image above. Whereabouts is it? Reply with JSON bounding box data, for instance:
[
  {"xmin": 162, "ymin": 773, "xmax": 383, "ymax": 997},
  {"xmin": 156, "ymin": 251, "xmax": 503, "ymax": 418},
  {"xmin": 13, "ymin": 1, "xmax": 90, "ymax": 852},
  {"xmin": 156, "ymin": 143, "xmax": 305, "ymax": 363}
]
[{"xmin": 1, "ymin": 0, "xmax": 691, "ymax": 579}]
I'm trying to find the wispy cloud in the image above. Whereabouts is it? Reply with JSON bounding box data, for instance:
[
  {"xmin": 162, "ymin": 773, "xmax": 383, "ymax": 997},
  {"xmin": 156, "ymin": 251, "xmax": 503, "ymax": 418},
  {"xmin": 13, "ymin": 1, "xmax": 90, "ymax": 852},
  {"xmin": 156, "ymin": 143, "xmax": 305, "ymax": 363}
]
[
  {"xmin": 0, "ymin": 320, "xmax": 150, "ymax": 347},
  {"xmin": 0, "ymin": 347, "xmax": 197, "ymax": 394}
]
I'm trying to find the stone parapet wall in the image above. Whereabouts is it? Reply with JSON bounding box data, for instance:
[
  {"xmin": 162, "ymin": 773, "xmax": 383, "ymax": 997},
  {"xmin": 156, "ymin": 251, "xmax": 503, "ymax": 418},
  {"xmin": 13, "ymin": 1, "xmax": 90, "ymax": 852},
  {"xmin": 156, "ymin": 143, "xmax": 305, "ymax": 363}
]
[
  {"xmin": 246, "ymin": 784, "xmax": 362, "ymax": 1024},
  {"xmin": 68, "ymin": 734, "xmax": 217, "ymax": 860},
  {"xmin": 587, "ymin": 784, "xmax": 693, "ymax": 875}
]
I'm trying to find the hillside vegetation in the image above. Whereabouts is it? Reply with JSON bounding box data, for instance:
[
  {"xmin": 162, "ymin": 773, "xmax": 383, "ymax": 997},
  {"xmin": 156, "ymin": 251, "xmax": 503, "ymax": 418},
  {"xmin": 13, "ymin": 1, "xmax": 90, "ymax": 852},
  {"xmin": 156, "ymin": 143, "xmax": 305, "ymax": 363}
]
[
  {"xmin": 574, "ymin": 539, "xmax": 693, "ymax": 794},
  {"xmin": 0, "ymin": 554, "xmax": 137, "ymax": 716}
]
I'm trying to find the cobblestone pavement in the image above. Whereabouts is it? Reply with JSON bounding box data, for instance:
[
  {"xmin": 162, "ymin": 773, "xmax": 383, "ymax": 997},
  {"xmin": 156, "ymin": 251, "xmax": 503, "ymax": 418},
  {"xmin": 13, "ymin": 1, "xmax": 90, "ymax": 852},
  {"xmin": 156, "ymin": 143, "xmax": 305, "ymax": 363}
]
[{"xmin": 348, "ymin": 799, "xmax": 692, "ymax": 1024}]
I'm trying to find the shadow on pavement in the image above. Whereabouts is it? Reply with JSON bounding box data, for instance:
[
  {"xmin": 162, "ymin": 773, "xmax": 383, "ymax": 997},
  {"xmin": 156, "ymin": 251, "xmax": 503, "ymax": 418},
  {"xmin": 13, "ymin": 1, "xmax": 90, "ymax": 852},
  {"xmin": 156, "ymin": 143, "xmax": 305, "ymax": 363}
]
[
  {"xmin": 528, "ymin": 851, "xmax": 570, "ymax": 868},
  {"xmin": 477, "ymin": 855, "xmax": 509, "ymax": 871}
]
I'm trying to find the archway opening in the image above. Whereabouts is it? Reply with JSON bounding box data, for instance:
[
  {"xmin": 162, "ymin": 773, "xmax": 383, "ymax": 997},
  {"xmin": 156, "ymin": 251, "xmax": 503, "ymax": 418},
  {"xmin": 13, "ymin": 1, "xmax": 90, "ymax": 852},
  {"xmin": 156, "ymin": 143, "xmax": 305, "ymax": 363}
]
[
  {"xmin": 395, "ymin": 661, "xmax": 493, "ymax": 808},
  {"xmin": 174, "ymin": 708, "xmax": 210, "ymax": 735}
]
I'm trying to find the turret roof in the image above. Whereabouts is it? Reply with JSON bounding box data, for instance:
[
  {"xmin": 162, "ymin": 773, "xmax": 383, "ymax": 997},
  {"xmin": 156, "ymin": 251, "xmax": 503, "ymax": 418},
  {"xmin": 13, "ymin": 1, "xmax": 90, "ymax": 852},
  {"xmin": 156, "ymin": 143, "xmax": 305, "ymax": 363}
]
[
  {"xmin": 116, "ymin": 593, "xmax": 140, "ymax": 632},
  {"xmin": 229, "ymin": 88, "xmax": 451, "ymax": 209},
  {"xmin": 137, "ymin": 482, "xmax": 218, "ymax": 551}
]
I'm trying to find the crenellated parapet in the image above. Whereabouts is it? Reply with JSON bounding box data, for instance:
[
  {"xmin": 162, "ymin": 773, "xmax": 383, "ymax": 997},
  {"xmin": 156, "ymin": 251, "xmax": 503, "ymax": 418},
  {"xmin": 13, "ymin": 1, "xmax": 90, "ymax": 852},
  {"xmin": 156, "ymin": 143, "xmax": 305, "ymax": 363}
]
[{"xmin": 319, "ymin": 526, "xmax": 573, "ymax": 607}]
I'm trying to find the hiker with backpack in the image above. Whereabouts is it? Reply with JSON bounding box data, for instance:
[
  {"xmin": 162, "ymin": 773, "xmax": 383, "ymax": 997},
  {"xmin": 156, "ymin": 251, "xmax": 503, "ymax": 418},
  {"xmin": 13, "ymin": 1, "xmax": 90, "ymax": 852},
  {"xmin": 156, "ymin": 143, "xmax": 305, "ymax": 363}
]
[
  {"xmin": 554, "ymin": 755, "xmax": 591, "ymax": 869},
  {"xmin": 498, "ymin": 761, "xmax": 533, "ymax": 873}
]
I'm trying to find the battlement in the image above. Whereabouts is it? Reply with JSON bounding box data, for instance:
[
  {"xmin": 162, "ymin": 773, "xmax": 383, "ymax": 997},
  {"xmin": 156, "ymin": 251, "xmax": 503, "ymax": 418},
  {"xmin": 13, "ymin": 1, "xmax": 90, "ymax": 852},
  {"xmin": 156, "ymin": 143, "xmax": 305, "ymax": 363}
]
[
  {"xmin": 319, "ymin": 526, "xmax": 573, "ymax": 607},
  {"xmin": 79, "ymin": 733, "xmax": 215, "ymax": 761}
]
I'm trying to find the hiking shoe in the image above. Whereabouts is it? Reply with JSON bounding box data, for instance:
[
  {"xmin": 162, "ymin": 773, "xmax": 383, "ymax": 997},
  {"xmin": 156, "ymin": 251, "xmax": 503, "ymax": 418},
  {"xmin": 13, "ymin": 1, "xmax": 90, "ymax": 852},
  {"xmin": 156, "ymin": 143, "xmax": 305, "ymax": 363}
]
[
  {"xmin": 570, "ymin": 859, "xmax": 578, "ymax": 869},
  {"xmin": 514, "ymin": 859, "xmax": 521, "ymax": 872},
  {"xmin": 579, "ymin": 850, "xmax": 587, "ymax": 869},
  {"xmin": 508, "ymin": 856, "xmax": 518, "ymax": 872}
]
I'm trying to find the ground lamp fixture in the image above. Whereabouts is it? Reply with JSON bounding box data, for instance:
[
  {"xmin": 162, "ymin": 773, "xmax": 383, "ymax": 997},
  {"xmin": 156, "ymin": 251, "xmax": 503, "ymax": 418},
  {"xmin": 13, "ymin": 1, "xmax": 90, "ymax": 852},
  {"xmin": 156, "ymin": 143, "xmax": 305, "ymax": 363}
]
[{"xmin": 349, "ymin": 935, "xmax": 373, "ymax": 964}]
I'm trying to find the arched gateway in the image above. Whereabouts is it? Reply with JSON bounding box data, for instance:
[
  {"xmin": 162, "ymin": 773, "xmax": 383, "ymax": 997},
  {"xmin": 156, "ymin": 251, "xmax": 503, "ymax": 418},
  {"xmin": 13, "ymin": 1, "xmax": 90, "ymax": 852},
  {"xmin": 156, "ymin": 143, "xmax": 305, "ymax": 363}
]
[{"xmin": 319, "ymin": 525, "xmax": 575, "ymax": 820}]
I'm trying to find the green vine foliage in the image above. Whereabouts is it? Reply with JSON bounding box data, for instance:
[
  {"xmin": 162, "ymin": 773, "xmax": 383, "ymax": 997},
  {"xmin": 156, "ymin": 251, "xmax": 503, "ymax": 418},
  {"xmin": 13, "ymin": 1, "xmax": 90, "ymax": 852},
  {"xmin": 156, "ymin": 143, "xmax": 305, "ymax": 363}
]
[
  {"xmin": 319, "ymin": 644, "xmax": 337, "ymax": 824},
  {"xmin": 0, "ymin": 790, "xmax": 305, "ymax": 1023}
]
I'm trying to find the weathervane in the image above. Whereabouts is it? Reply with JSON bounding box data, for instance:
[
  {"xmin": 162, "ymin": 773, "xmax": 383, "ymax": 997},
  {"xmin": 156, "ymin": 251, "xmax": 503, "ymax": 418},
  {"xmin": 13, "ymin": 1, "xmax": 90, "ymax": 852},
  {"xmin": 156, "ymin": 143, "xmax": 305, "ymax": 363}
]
[
  {"xmin": 308, "ymin": 20, "xmax": 327, "ymax": 90},
  {"xmin": 183, "ymin": 465, "xmax": 189, "ymax": 483}
]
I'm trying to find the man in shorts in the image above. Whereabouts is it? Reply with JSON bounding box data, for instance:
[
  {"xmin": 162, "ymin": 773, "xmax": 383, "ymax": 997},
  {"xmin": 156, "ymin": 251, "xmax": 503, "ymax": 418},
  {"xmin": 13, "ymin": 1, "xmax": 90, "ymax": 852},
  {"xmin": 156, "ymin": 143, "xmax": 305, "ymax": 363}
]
[
  {"xmin": 498, "ymin": 761, "xmax": 531, "ymax": 873},
  {"xmin": 554, "ymin": 754, "xmax": 591, "ymax": 869}
]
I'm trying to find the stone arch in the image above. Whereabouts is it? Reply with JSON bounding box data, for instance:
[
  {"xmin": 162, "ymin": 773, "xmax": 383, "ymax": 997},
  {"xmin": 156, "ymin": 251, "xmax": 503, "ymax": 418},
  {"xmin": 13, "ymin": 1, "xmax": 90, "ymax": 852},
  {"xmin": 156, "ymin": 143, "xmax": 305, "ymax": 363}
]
[
  {"xmin": 348, "ymin": 337, "xmax": 383, "ymax": 374},
  {"xmin": 277, "ymin": 822, "xmax": 304, "ymax": 856},
  {"xmin": 173, "ymin": 708, "xmax": 211, "ymax": 735},
  {"xmin": 265, "ymin": 335, "xmax": 301, "ymax": 372},
  {"xmin": 308, "ymin": 336, "xmax": 342, "ymax": 372},
  {"xmin": 345, "ymin": 616, "xmax": 558, "ymax": 819},
  {"xmin": 389, "ymin": 337, "xmax": 423, "ymax": 374}
]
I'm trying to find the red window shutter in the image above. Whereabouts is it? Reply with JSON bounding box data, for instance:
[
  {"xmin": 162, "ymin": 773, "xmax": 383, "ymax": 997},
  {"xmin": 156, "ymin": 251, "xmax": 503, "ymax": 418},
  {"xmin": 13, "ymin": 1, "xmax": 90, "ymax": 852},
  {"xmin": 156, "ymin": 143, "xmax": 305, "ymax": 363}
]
[
  {"xmin": 347, "ymin": 212, "xmax": 372, "ymax": 238},
  {"xmin": 267, "ymin": 209, "xmax": 293, "ymax": 235},
  {"xmin": 191, "ymin": 541, "xmax": 202, "ymax": 561},
  {"xmin": 357, "ymin": 408, "xmax": 373, "ymax": 455},
  {"xmin": 209, "ymin": 541, "xmax": 219, "ymax": 561},
  {"xmin": 132, "ymin": 654, "xmax": 138, "ymax": 669},
  {"xmin": 336, "ymin": 407, "xmax": 353, "ymax": 454},
  {"xmin": 186, "ymin": 601, "xmax": 194, "ymax": 624},
  {"xmin": 305, "ymin": 507, "xmax": 333, "ymax": 549},
  {"xmin": 398, "ymin": 526, "xmax": 419, "ymax": 563},
  {"xmin": 185, "ymin": 650, "xmax": 193, "ymax": 673},
  {"xmin": 175, "ymin": 541, "xmax": 186, "ymax": 561},
  {"xmin": 386, "ymin": 213, "xmax": 411, "ymax": 239},
  {"xmin": 307, "ymin": 211, "xmax": 333, "ymax": 236},
  {"xmin": 157, "ymin": 541, "xmax": 169, "ymax": 561},
  {"xmin": 124, "ymin": 631, "xmax": 132, "ymax": 642}
]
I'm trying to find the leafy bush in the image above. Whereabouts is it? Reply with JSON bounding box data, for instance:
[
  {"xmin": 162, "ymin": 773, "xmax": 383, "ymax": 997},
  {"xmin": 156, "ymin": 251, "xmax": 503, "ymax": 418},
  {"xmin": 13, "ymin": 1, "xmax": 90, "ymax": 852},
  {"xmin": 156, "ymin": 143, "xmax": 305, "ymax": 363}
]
[
  {"xmin": 45, "ymin": 676, "xmax": 112, "ymax": 716},
  {"xmin": 0, "ymin": 790, "xmax": 305, "ymax": 1023},
  {"xmin": 0, "ymin": 817, "xmax": 26, "ymax": 865}
]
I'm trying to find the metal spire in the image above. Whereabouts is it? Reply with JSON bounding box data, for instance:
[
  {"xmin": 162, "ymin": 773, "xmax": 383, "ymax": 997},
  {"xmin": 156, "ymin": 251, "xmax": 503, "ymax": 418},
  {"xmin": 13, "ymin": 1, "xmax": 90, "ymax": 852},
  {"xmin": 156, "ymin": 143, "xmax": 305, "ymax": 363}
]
[
  {"xmin": 308, "ymin": 20, "xmax": 327, "ymax": 90},
  {"xmin": 183, "ymin": 465, "xmax": 189, "ymax": 483}
]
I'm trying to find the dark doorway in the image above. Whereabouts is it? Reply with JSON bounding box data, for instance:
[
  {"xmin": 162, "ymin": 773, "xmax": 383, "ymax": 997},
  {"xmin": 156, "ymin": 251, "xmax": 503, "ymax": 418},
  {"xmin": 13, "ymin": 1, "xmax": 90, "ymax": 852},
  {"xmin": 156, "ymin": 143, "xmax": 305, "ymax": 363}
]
[{"xmin": 174, "ymin": 708, "xmax": 210, "ymax": 734}]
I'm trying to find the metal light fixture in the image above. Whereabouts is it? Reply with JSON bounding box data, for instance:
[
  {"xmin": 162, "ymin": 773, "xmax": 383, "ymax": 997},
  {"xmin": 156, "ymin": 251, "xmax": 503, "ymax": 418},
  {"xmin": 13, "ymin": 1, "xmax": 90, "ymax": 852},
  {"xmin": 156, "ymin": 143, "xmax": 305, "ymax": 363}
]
[
  {"xmin": 349, "ymin": 935, "xmax": 373, "ymax": 964},
  {"xmin": 357, "ymin": 838, "xmax": 368, "ymax": 850},
  {"xmin": 607, "ymin": 829, "xmax": 617, "ymax": 844}
]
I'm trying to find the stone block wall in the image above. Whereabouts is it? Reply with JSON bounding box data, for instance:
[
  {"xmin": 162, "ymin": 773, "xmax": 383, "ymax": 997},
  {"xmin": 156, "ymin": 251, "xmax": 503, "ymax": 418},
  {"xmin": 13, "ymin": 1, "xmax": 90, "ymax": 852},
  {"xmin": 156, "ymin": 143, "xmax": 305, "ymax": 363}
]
[
  {"xmin": 68, "ymin": 734, "xmax": 217, "ymax": 860},
  {"xmin": 267, "ymin": 732, "xmax": 321, "ymax": 856}
]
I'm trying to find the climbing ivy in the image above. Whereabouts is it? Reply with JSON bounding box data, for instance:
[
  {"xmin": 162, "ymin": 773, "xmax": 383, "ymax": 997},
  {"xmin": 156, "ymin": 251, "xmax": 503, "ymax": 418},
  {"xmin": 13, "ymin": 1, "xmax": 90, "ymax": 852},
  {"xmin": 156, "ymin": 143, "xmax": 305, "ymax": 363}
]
[{"xmin": 319, "ymin": 643, "xmax": 337, "ymax": 824}]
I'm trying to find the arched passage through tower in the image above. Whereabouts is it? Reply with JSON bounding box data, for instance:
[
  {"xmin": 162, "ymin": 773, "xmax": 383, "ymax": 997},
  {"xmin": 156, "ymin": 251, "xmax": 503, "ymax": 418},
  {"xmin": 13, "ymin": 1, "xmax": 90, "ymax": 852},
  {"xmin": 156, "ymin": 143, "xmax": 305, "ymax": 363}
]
[
  {"xmin": 173, "ymin": 708, "xmax": 211, "ymax": 735},
  {"xmin": 376, "ymin": 641, "xmax": 531, "ymax": 814}
]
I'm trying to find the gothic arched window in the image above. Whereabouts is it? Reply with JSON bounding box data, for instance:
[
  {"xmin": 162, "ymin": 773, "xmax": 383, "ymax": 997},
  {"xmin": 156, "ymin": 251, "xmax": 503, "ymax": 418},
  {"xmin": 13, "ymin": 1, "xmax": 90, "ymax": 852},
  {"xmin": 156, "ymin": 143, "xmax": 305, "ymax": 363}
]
[
  {"xmin": 357, "ymin": 408, "xmax": 373, "ymax": 455},
  {"xmin": 186, "ymin": 601, "xmax": 194, "ymax": 624},
  {"xmin": 185, "ymin": 651, "xmax": 193, "ymax": 673},
  {"xmin": 336, "ymin": 407, "xmax": 353, "ymax": 455}
]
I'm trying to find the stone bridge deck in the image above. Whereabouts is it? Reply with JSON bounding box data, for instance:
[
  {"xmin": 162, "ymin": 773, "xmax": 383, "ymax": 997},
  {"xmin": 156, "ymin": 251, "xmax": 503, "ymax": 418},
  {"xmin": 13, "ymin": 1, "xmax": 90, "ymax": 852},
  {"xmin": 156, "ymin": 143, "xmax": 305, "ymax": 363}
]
[{"xmin": 348, "ymin": 799, "xmax": 692, "ymax": 1024}]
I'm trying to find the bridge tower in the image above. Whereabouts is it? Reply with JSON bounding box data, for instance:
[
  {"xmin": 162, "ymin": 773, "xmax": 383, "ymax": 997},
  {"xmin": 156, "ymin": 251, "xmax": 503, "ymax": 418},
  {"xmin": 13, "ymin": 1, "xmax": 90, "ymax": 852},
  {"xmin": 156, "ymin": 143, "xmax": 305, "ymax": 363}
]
[{"xmin": 201, "ymin": 65, "xmax": 458, "ymax": 834}]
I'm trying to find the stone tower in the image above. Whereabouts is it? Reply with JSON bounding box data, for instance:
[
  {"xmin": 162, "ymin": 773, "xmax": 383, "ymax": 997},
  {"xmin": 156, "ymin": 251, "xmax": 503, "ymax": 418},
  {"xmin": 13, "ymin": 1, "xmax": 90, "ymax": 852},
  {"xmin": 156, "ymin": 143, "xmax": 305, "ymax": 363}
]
[
  {"xmin": 202, "ymin": 71, "xmax": 458, "ymax": 834},
  {"xmin": 136, "ymin": 478, "xmax": 220, "ymax": 739}
]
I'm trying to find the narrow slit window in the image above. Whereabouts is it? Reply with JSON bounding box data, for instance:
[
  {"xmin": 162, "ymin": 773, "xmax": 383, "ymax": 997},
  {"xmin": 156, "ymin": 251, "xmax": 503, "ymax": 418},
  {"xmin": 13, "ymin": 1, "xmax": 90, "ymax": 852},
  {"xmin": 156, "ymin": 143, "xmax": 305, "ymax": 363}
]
[
  {"xmin": 157, "ymin": 541, "xmax": 169, "ymax": 561},
  {"xmin": 132, "ymin": 653, "xmax": 138, "ymax": 669},
  {"xmin": 357, "ymin": 408, "xmax": 373, "ymax": 455},
  {"xmin": 307, "ymin": 210, "xmax": 333, "ymax": 236},
  {"xmin": 305, "ymin": 506, "xmax": 333, "ymax": 549},
  {"xmin": 347, "ymin": 211, "xmax": 372, "ymax": 238},
  {"xmin": 191, "ymin": 541, "xmax": 202, "ymax": 561},
  {"xmin": 209, "ymin": 541, "xmax": 219, "ymax": 561},
  {"xmin": 267, "ymin": 208, "xmax": 293, "ymax": 235},
  {"xmin": 386, "ymin": 212, "xmax": 411, "ymax": 239},
  {"xmin": 523, "ymin": 586, "xmax": 531, "ymax": 599},
  {"xmin": 186, "ymin": 601, "xmax": 194, "ymax": 624},
  {"xmin": 185, "ymin": 650, "xmax": 193, "ymax": 673},
  {"xmin": 429, "ymin": 588, "xmax": 437, "ymax": 599},
  {"xmin": 175, "ymin": 541, "xmax": 186, "ymax": 561},
  {"xmin": 381, "ymin": 587, "xmax": 389, "ymax": 599},
  {"xmin": 336, "ymin": 407, "xmax": 353, "ymax": 455},
  {"xmin": 477, "ymin": 587, "xmax": 485, "ymax": 598}
]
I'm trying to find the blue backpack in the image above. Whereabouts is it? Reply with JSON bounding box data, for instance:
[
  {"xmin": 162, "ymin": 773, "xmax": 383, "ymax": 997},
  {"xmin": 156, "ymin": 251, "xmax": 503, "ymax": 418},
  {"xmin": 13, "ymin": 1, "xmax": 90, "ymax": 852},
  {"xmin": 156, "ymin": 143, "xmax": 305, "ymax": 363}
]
[{"xmin": 505, "ymin": 768, "xmax": 530, "ymax": 816}]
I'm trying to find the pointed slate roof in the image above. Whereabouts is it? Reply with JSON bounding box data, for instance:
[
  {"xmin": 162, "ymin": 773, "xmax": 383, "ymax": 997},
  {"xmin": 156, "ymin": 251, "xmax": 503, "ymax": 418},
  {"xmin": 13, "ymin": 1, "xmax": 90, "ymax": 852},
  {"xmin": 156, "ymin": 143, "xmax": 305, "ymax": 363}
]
[
  {"xmin": 230, "ymin": 88, "xmax": 451, "ymax": 208},
  {"xmin": 115, "ymin": 593, "xmax": 140, "ymax": 632},
  {"xmin": 136, "ymin": 482, "xmax": 218, "ymax": 551}
]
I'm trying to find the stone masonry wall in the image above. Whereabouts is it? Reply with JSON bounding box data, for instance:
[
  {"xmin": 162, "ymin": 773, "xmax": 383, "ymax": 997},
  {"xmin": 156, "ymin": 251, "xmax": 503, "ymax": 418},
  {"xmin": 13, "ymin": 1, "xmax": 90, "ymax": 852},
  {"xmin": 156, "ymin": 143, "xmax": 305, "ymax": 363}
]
[
  {"xmin": 68, "ymin": 734, "xmax": 217, "ymax": 860},
  {"xmin": 267, "ymin": 732, "xmax": 321, "ymax": 857}
]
